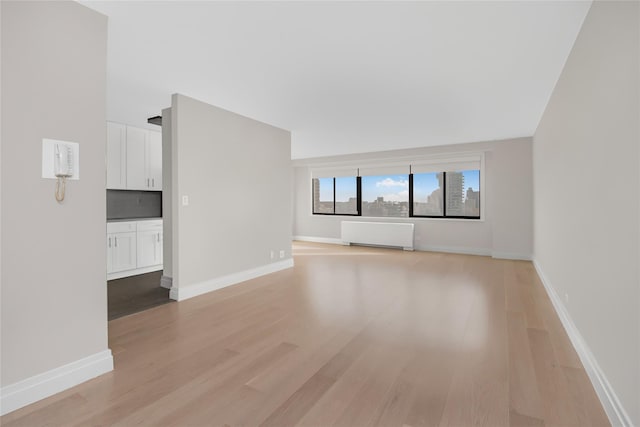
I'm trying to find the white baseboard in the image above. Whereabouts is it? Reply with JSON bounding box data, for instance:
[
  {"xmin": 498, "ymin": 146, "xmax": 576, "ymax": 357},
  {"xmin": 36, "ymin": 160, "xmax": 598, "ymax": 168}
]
[
  {"xmin": 0, "ymin": 349, "xmax": 113, "ymax": 416},
  {"xmin": 169, "ymin": 258, "xmax": 294, "ymax": 301},
  {"xmin": 160, "ymin": 275, "xmax": 172, "ymax": 289},
  {"xmin": 295, "ymin": 237, "xmax": 492, "ymax": 257},
  {"xmin": 293, "ymin": 235, "xmax": 343, "ymax": 245},
  {"xmin": 415, "ymin": 244, "xmax": 491, "ymax": 257},
  {"xmin": 491, "ymin": 251, "xmax": 532, "ymax": 261},
  {"xmin": 532, "ymin": 260, "xmax": 633, "ymax": 427}
]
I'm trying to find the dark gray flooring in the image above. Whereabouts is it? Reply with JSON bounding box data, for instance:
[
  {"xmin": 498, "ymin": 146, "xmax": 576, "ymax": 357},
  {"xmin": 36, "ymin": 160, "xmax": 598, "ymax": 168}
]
[{"xmin": 108, "ymin": 270, "xmax": 172, "ymax": 321}]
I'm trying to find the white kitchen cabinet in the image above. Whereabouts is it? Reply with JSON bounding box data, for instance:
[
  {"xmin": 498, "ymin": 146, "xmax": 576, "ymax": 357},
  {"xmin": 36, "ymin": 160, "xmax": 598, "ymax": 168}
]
[
  {"xmin": 147, "ymin": 131, "xmax": 162, "ymax": 190},
  {"xmin": 107, "ymin": 220, "xmax": 163, "ymax": 280},
  {"xmin": 107, "ymin": 222, "xmax": 137, "ymax": 274},
  {"xmin": 106, "ymin": 122, "xmax": 126, "ymax": 189},
  {"xmin": 125, "ymin": 126, "xmax": 148, "ymax": 190},
  {"xmin": 106, "ymin": 122, "xmax": 162, "ymax": 191},
  {"xmin": 136, "ymin": 220, "xmax": 163, "ymax": 268}
]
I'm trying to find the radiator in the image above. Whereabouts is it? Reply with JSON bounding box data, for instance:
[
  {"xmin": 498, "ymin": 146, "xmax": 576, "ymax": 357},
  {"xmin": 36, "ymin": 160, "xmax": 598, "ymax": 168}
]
[{"xmin": 341, "ymin": 221, "xmax": 414, "ymax": 251}]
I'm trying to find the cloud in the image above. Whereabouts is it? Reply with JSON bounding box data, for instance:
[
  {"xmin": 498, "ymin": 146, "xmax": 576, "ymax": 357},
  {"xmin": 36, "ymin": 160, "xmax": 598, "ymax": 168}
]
[
  {"xmin": 376, "ymin": 178, "xmax": 408, "ymax": 188},
  {"xmin": 382, "ymin": 190, "xmax": 409, "ymax": 202}
]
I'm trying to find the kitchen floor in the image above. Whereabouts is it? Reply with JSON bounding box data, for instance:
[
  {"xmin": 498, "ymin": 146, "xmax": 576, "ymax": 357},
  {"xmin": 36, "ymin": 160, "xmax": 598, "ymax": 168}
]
[{"xmin": 108, "ymin": 271, "xmax": 172, "ymax": 320}]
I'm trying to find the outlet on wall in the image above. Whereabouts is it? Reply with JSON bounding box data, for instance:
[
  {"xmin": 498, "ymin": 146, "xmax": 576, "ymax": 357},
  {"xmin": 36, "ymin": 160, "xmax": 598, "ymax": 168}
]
[
  {"xmin": 270, "ymin": 250, "xmax": 275, "ymax": 260},
  {"xmin": 279, "ymin": 250, "xmax": 285, "ymax": 259}
]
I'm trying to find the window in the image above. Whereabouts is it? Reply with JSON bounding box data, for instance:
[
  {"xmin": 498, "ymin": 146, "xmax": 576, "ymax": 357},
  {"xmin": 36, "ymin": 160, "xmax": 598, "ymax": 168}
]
[
  {"xmin": 462, "ymin": 170, "xmax": 481, "ymax": 217},
  {"xmin": 411, "ymin": 169, "xmax": 480, "ymax": 219},
  {"xmin": 312, "ymin": 176, "xmax": 360, "ymax": 215},
  {"xmin": 447, "ymin": 170, "xmax": 480, "ymax": 218},
  {"xmin": 361, "ymin": 174, "xmax": 409, "ymax": 217},
  {"xmin": 412, "ymin": 172, "xmax": 443, "ymax": 216},
  {"xmin": 311, "ymin": 159, "xmax": 481, "ymax": 220},
  {"xmin": 335, "ymin": 176, "xmax": 358, "ymax": 215},
  {"xmin": 312, "ymin": 177, "xmax": 334, "ymax": 214}
]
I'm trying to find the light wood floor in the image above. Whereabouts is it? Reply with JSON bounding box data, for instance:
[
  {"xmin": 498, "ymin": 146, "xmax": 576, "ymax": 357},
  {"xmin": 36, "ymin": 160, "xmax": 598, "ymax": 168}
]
[{"xmin": 2, "ymin": 242, "xmax": 609, "ymax": 427}]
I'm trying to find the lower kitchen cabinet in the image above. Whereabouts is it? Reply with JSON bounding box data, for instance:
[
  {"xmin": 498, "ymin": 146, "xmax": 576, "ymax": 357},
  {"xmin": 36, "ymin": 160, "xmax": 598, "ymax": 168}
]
[
  {"xmin": 107, "ymin": 221, "xmax": 137, "ymax": 275},
  {"xmin": 107, "ymin": 219, "xmax": 163, "ymax": 280},
  {"xmin": 137, "ymin": 221, "xmax": 163, "ymax": 268}
]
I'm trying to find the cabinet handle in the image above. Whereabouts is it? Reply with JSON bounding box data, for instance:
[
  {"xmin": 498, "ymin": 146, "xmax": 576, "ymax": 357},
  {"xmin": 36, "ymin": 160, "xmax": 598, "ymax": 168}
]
[
  {"xmin": 157, "ymin": 233, "xmax": 160, "ymax": 242},
  {"xmin": 147, "ymin": 178, "xmax": 150, "ymax": 187},
  {"xmin": 108, "ymin": 237, "xmax": 111, "ymax": 248},
  {"xmin": 115, "ymin": 237, "xmax": 118, "ymax": 247},
  {"xmin": 152, "ymin": 178, "xmax": 155, "ymax": 187}
]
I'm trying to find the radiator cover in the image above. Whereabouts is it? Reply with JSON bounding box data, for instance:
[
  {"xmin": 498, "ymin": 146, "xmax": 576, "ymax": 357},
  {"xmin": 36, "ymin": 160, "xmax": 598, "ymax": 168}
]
[{"xmin": 341, "ymin": 221, "xmax": 414, "ymax": 251}]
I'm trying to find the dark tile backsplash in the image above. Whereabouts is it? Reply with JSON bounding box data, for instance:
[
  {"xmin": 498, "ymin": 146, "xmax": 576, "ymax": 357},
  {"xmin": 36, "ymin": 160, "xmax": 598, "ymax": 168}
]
[{"xmin": 107, "ymin": 190, "xmax": 162, "ymax": 220}]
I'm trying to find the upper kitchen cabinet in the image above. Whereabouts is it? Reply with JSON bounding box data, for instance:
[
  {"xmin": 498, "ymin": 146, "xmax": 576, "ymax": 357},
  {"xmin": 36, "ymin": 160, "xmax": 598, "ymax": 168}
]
[
  {"xmin": 126, "ymin": 126, "xmax": 148, "ymax": 190},
  {"xmin": 106, "ymin": 121, "xmax": 162, "ymax": 190},
  {"xmin": 147, "ymin": 130, "xmax": 162, "ymax": 190},
  {"xmin": 106, "ymin": 122, "xmax": 126, "ymax": 189}
]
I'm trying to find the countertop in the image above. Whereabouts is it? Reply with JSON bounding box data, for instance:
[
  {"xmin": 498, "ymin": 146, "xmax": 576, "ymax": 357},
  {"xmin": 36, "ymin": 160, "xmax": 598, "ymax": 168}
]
[{"xmin": 107, "ymin": 217, "xmax": 162, "ymax": 223}]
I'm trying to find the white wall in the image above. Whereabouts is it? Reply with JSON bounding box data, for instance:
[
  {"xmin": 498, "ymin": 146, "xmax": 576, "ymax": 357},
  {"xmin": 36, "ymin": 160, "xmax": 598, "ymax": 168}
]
[
  {"xmin": 170, "ymin": 94, "xmax": 292, "ymax": 300},
  {"xmin": 533, "ymin": 1, "xmax": 639, "ymax": 424},
  {"xmin": 1, "ymin": 0, "xmax": 111, "ymax": 411},
  {"xmin": 293, "ymin": 138, "xmax": 533, "ymax": 259},
  {"xmin": 161, "ymin": 107, "xmax": 173, "ymax": 280}
]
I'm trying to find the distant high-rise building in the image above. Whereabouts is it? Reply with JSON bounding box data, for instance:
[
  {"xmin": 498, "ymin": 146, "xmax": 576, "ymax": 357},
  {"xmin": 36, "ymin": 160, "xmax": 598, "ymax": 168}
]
[
  {"xmin": 312, "ymin": 178, "xmax": 320, "ymax": 211},
  {"xmin": 427, "ymin": 188, "xmax": 443, "ymax": 213},
  {"xmin": 446, "ymin": 172, "xmax": 464, "ymax": 215},
  {"xmin": 465, "ymin": 187, "xmax": 480, "ymax": 216}
]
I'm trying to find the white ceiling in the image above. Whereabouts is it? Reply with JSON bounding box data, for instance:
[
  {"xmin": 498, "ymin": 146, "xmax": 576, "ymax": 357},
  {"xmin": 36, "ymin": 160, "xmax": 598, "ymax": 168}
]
[{"xmin": 84, "ymin": 1, "xmax": 591, "ymax": 159}]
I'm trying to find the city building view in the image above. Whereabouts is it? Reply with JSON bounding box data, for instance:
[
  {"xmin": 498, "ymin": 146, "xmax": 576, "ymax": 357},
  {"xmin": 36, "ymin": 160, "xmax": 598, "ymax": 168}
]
[
  {"xmin": 362, "ymin": 196, "xmax": 409, "ymax": 217},
  {"xmin": 413, "ymin": 171, "xmax": 480, "ymax": 217},
  {"xmin": 312, "ymin": 177, "xmax": 358, "ymax": 214},
  {"xmin": 313, "ymin": 170, "xmax": 480, "ymax": 218}
]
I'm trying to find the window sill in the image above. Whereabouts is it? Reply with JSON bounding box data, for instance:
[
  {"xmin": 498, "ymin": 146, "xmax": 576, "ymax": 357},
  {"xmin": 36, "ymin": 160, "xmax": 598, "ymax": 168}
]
[{"xmin": 309, "ymin": 214, "xmax": 485, "ymax": 223}]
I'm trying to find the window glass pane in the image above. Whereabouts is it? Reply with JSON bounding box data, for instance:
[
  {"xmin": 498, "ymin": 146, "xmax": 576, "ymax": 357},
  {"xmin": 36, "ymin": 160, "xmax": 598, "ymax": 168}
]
[
  {"xmin": 335, "ymin": 176, "xmax": 358, "ymax": 215},
  {"xmin": 312, "ymin": 177, "xmax": 334, "ymax": 214},
  {"xmin": 361, "ymin": 174, "xmax": 409, "ymax": 217},
  {"xmin": 413, "ymin": 172, "xmax": 443, "ymax": 216},
  {"xmin": 446, "ymin": 170, "xmax": 480, "ymax": 217}
]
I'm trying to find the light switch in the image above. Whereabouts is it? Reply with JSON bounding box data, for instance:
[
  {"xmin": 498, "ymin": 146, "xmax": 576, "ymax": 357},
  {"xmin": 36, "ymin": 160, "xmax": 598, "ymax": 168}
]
[{"xmin": 182, "ymin": 195, "xmax": 189, "ymax": 206}]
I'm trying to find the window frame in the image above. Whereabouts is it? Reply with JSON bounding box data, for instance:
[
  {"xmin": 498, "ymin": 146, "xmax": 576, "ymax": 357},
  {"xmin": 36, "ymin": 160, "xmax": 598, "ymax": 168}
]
[
  {"xmin": 409, "ymin": 171, "xmax": 481, "ymax": 220},
  {"xmin": 311, "ymin": 176, "xmax": 361, "ymax": 216},
  {"xmin": 310, "ymin": 157, "xmax": 483, "ymax": 221},
  {"xmin": 360, "ymin": 173, "xmax": 411, "ymax": 219}
]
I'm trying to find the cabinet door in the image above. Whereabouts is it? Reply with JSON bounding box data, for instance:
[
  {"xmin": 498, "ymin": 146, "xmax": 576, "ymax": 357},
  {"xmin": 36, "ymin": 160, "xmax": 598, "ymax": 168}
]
[
  {"xmin": 106, "ymin": 122, "xmax": 126, "ymax": 189},
  {"xmin": 107, "ymin": 235, "xmax": 114, "ymax": 274},
  {"xmin": 137, "ymin": 229, "xmax": 162, "ymax": 268},
  {"xmin": 147, "ymin": 130, "xmax": 162, "ymax": 190},
  {"xmin": 155, "ymin": 230, "xmax": 163, "ymax": 264},
  {"xmin": 111, "ymin": 231, "xmax": 137, "ymax": 273},
  {"xmin": 126, "ymin": 126, "xmax": 148, "ymax": 190}
]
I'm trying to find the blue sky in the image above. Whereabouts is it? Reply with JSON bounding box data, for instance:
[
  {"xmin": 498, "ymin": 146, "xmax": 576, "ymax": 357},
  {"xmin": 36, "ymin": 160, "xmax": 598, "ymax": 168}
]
[
  {"xmin": 412, "ymin": 173, "xmax": 438, "ymax": 201},
  {"xmin": 362, "ymin": 175, "xmax": 408, "ymax": 202},
  {"xmin": 336, "ymin": 176, "xmax": 356, "ymax": 201},
  {"xmin": 318, "ymin": 177, "xmax": 333, "ymax": 201},
  {"xmin": 319, "ymin": 171, "xmax": 480, "ymax": 203}
]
